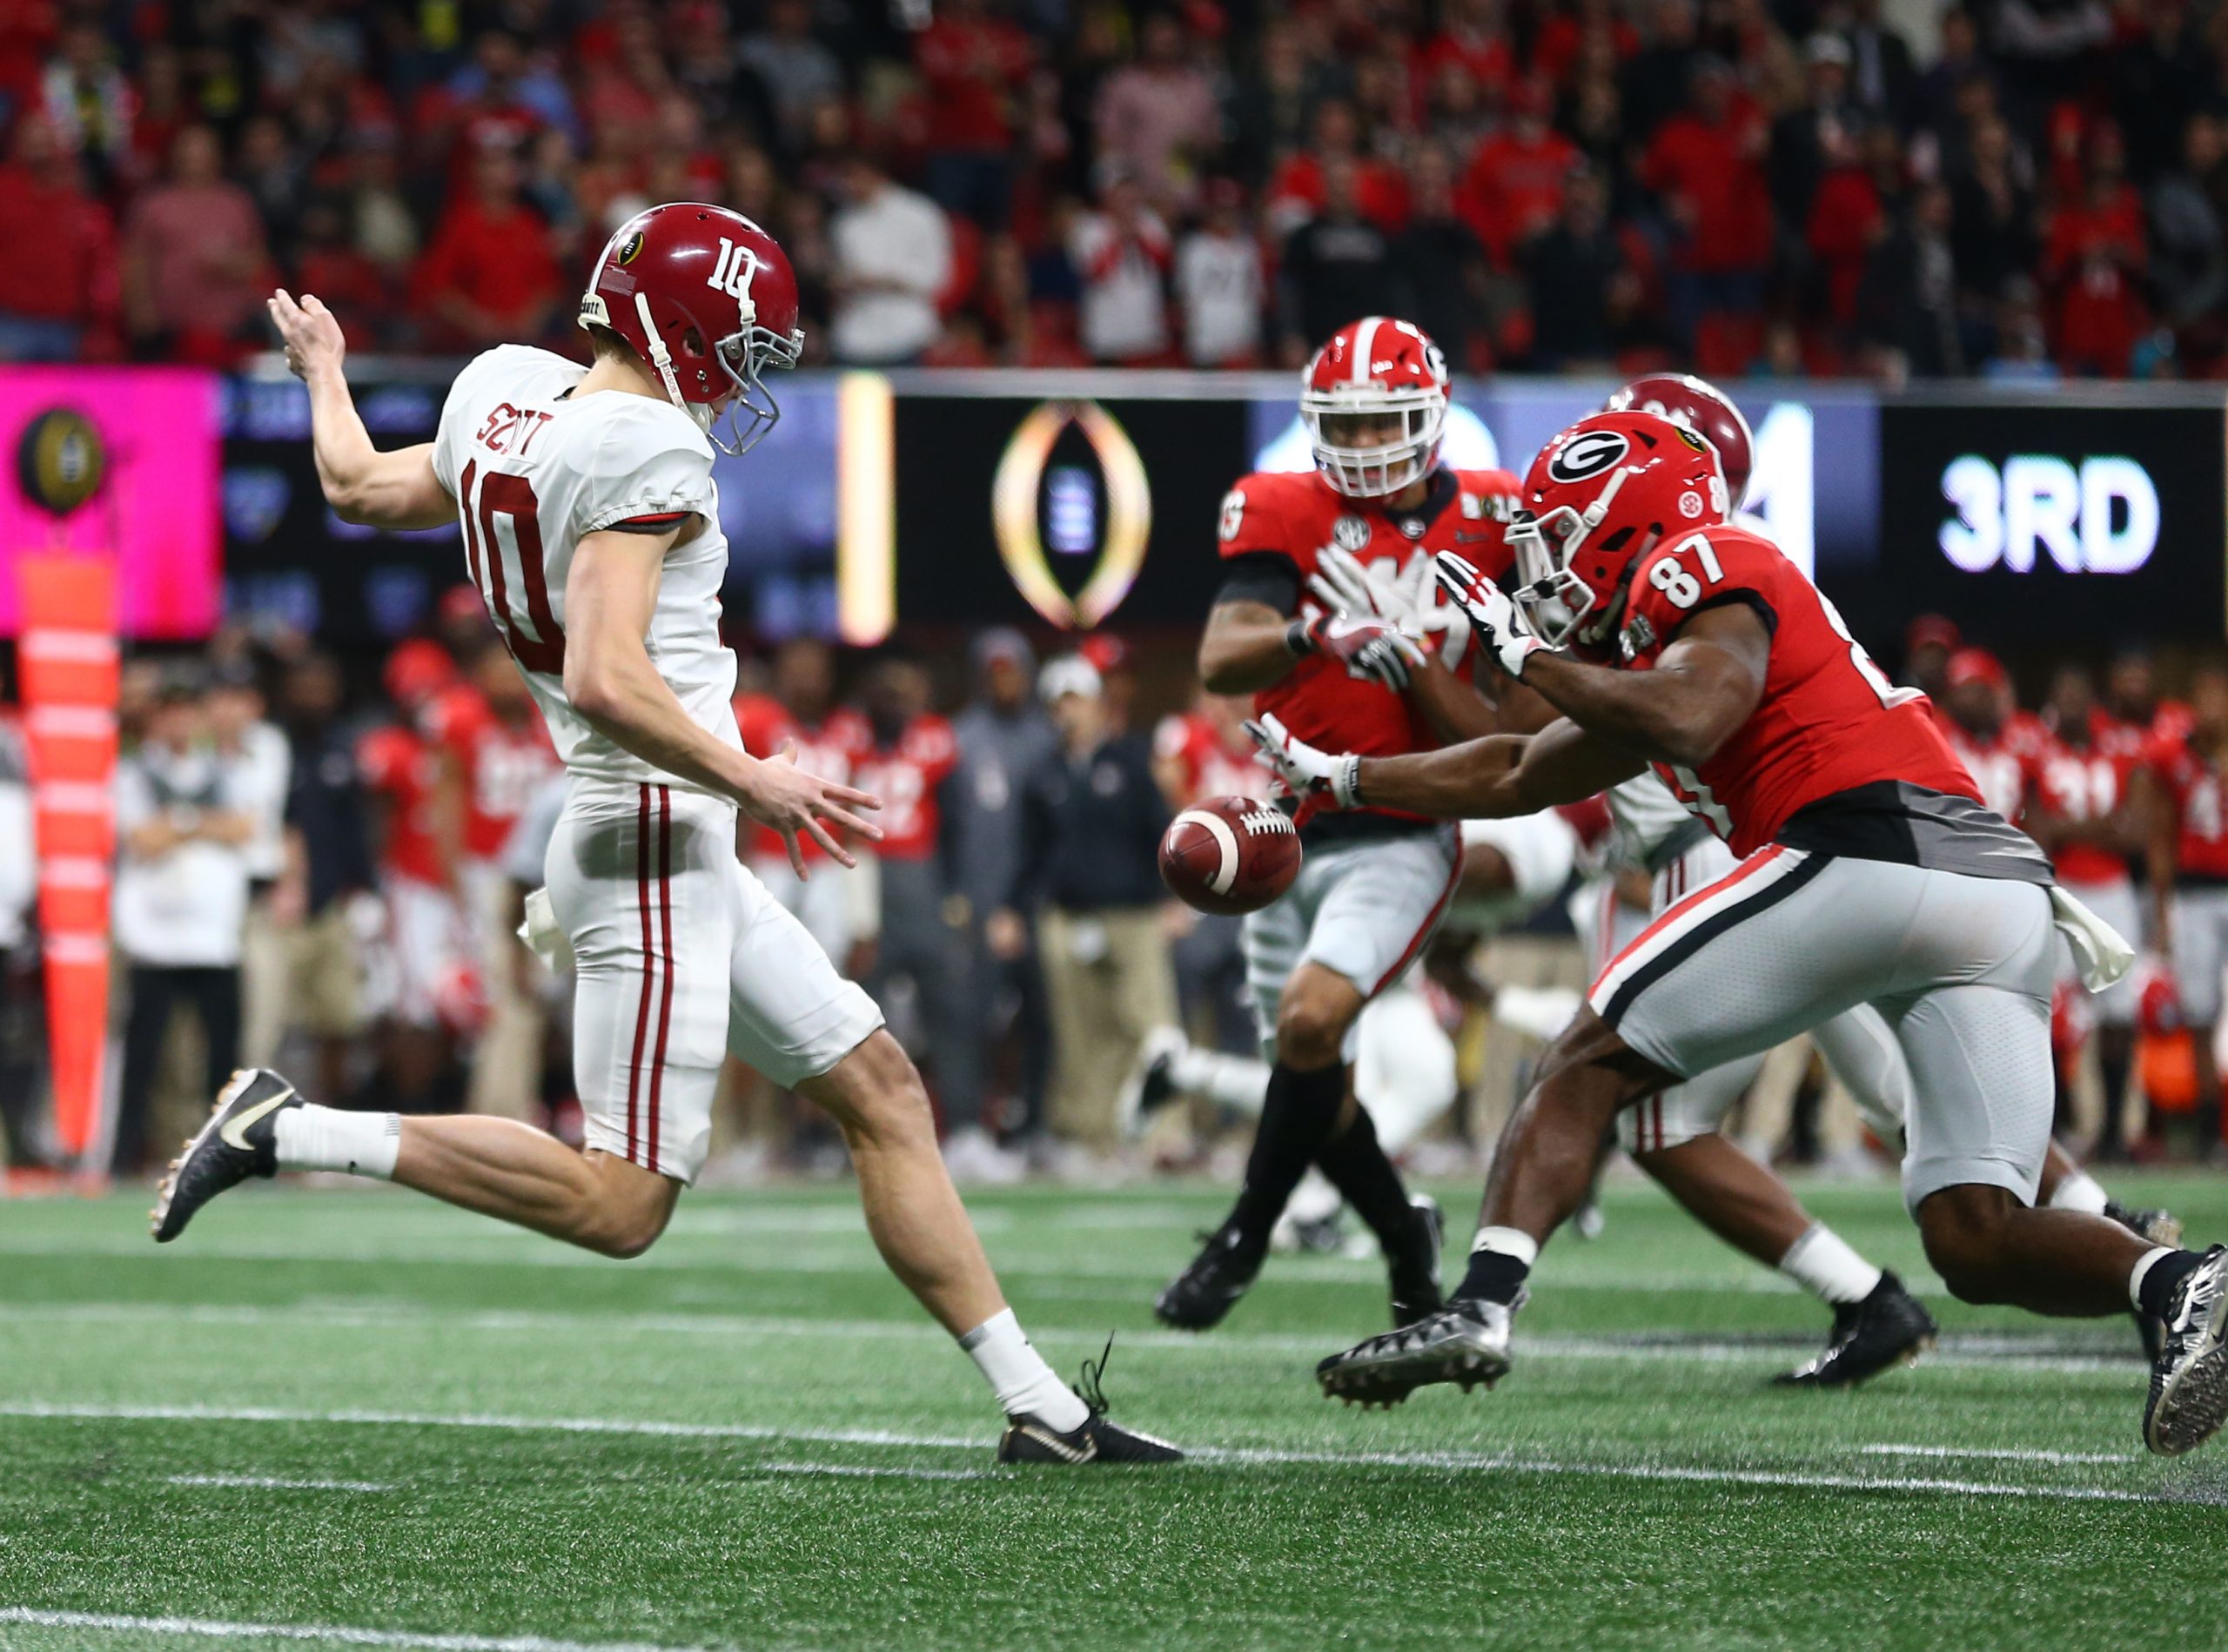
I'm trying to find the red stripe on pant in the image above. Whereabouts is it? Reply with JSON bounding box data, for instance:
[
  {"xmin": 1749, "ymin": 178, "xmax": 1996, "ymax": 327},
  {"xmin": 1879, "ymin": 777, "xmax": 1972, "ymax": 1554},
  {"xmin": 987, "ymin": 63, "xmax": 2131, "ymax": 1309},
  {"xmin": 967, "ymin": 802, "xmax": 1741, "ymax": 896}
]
[
  {"xmin": 647, "ymin": 785, "xmax": 676, "ymax": 1175},
  {"xmin": 626, "ymin": 784, "xmax": 655, "ymax": 1163},
  {"xmin": 1368, "ymin": 837, "xmax": 1467, "ymax": 998},
  {"xmin": 1592, "ymin": 844, "xmax": 1786, "ymax": 998}
]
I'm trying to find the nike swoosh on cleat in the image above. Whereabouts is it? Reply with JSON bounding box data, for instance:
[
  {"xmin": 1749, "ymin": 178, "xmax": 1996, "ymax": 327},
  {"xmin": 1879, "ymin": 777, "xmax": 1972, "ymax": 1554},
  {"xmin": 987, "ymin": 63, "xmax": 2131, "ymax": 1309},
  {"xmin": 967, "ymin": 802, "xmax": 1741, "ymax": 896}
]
[{"xmin": 218, "ymin": 1087, "xmax": 294, "ymax": 1152}]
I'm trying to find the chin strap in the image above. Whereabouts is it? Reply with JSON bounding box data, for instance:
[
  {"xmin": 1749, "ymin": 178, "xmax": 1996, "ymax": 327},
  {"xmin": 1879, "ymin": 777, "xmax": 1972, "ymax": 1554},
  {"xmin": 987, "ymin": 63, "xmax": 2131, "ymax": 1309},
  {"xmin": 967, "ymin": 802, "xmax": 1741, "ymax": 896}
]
[{"xmin": 633, "ymin": 291, "xmax": 689, "ymax": 414}]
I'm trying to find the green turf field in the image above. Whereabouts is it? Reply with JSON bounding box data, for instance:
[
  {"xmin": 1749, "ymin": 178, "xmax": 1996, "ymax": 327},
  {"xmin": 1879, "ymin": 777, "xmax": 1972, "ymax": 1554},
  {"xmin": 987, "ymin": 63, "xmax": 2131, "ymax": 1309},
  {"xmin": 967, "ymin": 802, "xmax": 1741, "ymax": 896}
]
[{"xmin": 4, "ymin": 1171, "xmax": 2226, "ymax": 1652}]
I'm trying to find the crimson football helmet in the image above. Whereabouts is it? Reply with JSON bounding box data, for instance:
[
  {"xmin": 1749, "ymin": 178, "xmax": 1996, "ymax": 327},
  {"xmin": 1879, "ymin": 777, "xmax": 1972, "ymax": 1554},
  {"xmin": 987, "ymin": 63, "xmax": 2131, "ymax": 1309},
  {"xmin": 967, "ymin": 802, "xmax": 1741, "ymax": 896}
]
[
  {"xmin": 1605, "ymin": 373, "xmax": 1755, "ymax": 507},
  {"xmin": 1508, "ymin": 411, "xmax": 1729, "ymax": 651},
  {"xmin": 578, "ymin": 202, "xmax": 804, "ymax": 457},
  {"xmin": 1299, "ymin": 316, "xmax": 1450, "ymax": 498}
]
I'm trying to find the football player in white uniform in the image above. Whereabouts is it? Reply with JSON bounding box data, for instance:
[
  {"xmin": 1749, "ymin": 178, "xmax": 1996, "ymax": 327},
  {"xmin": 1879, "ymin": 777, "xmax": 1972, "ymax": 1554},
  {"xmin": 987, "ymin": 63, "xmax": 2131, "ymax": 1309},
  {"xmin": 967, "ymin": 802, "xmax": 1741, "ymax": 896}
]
[{"xmin": 151, "ymin": 203, "xmax": 1178, "ymax": 1467}]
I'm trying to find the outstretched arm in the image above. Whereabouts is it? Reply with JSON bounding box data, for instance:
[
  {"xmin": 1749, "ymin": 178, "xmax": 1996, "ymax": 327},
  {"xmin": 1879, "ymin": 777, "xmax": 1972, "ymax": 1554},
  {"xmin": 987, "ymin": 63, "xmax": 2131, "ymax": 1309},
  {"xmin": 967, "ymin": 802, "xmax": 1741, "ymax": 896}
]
[
  {"xmin": 564, "ymin": 527, "xmax": 882, "ymax": 876},
  {"xmin": 1511, "ymin": 604, "xmax": 1768, "ymax": 768},
  {"xmin": 269, "ymin": 289, "xmax": 453, "ymax": 530},
  {"xmin": 1358, "ymin": 716, "xmax": 1646, "ymax": 817}
]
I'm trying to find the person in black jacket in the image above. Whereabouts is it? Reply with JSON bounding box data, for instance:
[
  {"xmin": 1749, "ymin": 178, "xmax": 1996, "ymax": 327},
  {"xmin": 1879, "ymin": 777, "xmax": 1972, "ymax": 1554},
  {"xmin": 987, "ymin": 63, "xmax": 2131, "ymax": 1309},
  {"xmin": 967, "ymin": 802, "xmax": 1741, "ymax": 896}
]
[{"xmin": 991, "ymin": 655, "xmax": 1178, "ymax": 1161}]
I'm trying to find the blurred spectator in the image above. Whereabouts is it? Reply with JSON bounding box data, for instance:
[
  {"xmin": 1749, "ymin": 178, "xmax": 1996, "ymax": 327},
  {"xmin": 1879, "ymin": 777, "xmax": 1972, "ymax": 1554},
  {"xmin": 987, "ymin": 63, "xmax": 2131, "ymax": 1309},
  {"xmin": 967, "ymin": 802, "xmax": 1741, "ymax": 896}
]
[
  {"xmin": 1095, "ymin": 12, "xmax": 1221, "ymax": 213},
  {"xmin": 249, "ymin": 654, "xmax": 373, "ymax": 1105},
  {"xmin": 1621, "ymin": 0, "xmax": 1704, "ymax": 144},
  {"xmin": 738, "ymin": 0, "xmax": 844, "ymax": 153},
  {"xmin": 2111, "ymin": 0, "xmax": 2212, "ymax": 183},
  {"xmin": 735, "ymin": 639, "xmax": 872, "ymax": 971},
  {"xmin": 2149, "ymin": 113, "xmax": 2226, "ymax": 365},
  {"xmin": 414, "ymin": 147, "xmax": 564, "ymax": 351},
  {"xmin": 913, "ymin": 0, "xmax": 1033, "ymax": 229},
  {"xmin": 1394, "ymin": 143, "xmax": 1489, "ymax": 370},
  {"xmin": 1641, "ymin": 58, "xmax": 1772, "ymax": 365},
  {"xmin": 1856, "ymin": 180, "xmax": 1963, "ymax": 378},
  {"xmin": 1842, "ymin": 0, "xmax": 1916, "ymax": 127},
  {"xmin": 0, "ymin": 712, "xmax": 40, "ymax": 1172},
  {"xmin": 1229, "ymin": 19, "xmax": 1339, "ymax": 185},
  {"xmin": 1464, "ymin": 81, "xmax": 1579, "ymax": 267},
  {"xmin": 1266, "ymin": 99, "xmax": 1408, "ymax": 237},
  {"xmin": 2043, "ymin": 131, "xmax": 2148, "ymax": 376},
  {"xmin": 997, "ymin": 656, "xmax": 1175, "ymax": 1163},
  {"xmin": 1071, "ymin": 163, "xmax": 1173, "ymax": 363},
  {"xmin": 851, "ymin": 659, "xmax": 997, "ymax": 1177},
  {"xmin": 121, "ymin": 125, "xmax": 270, "ymax": 366},
  {"xmin": 1523, "ymin": 165, "xmax": 1634, "ymax": 369},
  {"xmin": 1176, "ymin": 179, "xmax": 1265, "ymax": 367},
  {"xmin": 951, "ymin": 631, "xmax": 1057, "ymax": 1145},
  {"xmin": 1950, "ymin": 117, "xmax": 2039, "ymax": 327},
  {"xmin": 39, "ymin": 20, "xmax": 131, "ymax": 187},
  {"xmin": 111, "ymin": 676, "xmax": 257, "ymax": 1177},
  {"xmin": 829, "ymin": 152, "xmax": 950, "ymax": 365},
  {"xmin": 1279, "ymin": 156, "xmax": 1399, "ymax": 360},
  {"xmin": 0, "ymin": 112, "xmax": 117, "ymax": 361}
]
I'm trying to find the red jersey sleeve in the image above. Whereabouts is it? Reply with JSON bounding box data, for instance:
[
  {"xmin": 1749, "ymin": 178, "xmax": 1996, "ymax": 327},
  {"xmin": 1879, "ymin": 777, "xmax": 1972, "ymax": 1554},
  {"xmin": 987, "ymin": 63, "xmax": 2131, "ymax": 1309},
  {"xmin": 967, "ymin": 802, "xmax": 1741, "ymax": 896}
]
[{"xmin": 1216, "ymin": 472, "xmax": 1303, "ymax": 566}]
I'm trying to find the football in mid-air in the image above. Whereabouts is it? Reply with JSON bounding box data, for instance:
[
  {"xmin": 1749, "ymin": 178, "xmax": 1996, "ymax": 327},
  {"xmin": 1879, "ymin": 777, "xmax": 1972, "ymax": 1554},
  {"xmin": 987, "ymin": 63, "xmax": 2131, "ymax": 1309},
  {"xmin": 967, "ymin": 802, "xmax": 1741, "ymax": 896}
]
[{"xmin": 1160, "ymin": 795, "xmax": 1302, "ymax": 916}]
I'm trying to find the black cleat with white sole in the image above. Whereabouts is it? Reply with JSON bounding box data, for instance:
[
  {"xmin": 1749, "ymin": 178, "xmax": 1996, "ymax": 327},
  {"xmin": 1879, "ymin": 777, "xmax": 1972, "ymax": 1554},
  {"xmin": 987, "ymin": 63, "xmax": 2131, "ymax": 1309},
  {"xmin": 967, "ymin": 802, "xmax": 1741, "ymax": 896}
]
[
  {"xmin": 997, "ymin": 1340, "xmax": 1184, "ymax": 1466},
  {"xmin": 150, "ymin": 1068, "xmax": 300, "ymax": 1243},
  {"xmin": 1774, "ymin": 1270, "xmax": 1936, "ymax": 1387},
  {"xmin": 1317, "ymin": 1294, "xmax": 1516, "ymax": 1408},
  {"xmin": 1386, "ymin": 1193, "xmax": 1446, "ymax": 1329},
  {"xmin": 1154, "ymin": 1220, "xmax": 1261, "ymax": 1331},
  {"xmin": 2144, "ymin": 1245, "xmax": 2228, "ymax": 1456}
]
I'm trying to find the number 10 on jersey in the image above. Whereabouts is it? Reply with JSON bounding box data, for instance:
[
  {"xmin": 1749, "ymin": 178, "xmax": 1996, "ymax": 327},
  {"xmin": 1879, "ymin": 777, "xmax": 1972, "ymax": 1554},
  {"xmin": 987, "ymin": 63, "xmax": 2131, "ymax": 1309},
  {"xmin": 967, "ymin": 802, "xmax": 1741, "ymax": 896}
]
[{"xmin": 460, "ymin": 458, "xmax": 566, "ymax": 674}]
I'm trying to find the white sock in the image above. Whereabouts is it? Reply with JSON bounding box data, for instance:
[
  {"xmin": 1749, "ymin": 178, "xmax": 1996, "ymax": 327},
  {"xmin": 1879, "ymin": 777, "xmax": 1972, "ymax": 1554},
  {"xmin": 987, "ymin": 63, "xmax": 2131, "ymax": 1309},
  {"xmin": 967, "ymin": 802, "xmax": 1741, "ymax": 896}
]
[
  {"xmin": 1471, "ymin": 1225, "xmax": 1540, "ymax": 1266},
  {"xmin": 960, "ymin": 1308, "xmax": 1088, "ymax": 1431},
  {"xmin": 1778, "ymin": 1224, "xmax": 1882, "ymax": 1306},
  {"xmin": 272, "ymin": 1105, "xmax": 400, "ymax": 1179},
  {"xmin": 2129, "ymin": 1246, "xmax": 2174, "ymax": 1313},
  {"xmin": 2047, "ymin": 1168, "xmax": 2111, "ymax": 1216},
  {"xmin": 1171, "ymin": 1048, "xmax": 1272, "ymax": 1114}
]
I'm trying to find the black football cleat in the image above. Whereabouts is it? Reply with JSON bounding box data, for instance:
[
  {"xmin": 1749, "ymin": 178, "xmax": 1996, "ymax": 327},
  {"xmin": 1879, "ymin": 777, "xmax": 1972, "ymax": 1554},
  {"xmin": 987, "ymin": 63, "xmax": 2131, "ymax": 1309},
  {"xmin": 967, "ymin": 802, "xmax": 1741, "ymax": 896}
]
[
  {"xmin": 997, "ymin": 1340, "xmax": 1184, "ymax": 1466},
  {"xmin": 1386, "ymin": 1193, "xmax": 1446, "ymax": 1329},
  {"xmin": 150, "ymin": 1068, "xmax": 301, "ymax": 1243},
  {"xmin": 1154, "ymin": 1220, "xmax": 1262, "ymax": 1331},
  {"xmin": 1317, "ymin": 1295, "xmax": 1515, "ymax": 1409},
  {"xmin": 2111, "ymin": 1202, "xmax": 2184, "ymax": 1361},
  {"xmin": 1774, "ymin": 1270, "xmax": 1936, "ymax": 1387},
  {"xmin": 2144, "ymin": 1246, "xmax": 2228, "ymax": 1456}
]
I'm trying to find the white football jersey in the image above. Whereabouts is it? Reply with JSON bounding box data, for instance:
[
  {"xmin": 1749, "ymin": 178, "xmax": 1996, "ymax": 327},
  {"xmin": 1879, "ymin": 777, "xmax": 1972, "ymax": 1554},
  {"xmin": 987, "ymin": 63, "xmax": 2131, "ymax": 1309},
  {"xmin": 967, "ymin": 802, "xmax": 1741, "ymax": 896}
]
[
  {"xmin": 431, "ymin": 345, "xmax": 742, "ymax": 793},
  {"xmin": 1604, "ymin": 774, "xmax": 1696, "ymax": 866}
]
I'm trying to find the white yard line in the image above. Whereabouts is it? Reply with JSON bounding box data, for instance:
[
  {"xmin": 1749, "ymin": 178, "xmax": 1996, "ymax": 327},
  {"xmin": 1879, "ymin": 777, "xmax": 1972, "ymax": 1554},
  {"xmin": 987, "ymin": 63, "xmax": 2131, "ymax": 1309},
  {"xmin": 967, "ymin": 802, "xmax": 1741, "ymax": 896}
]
[
  {"xmin": 0, "ymin": 1300, "xmax": 2144, "ymax": 1374},
  {"xmin": 0, "ymin": 1401, "xmax": 2193, "ymax": 1506},
  {"xmin": 756, "ymin": 1461, "xmax": 989, "ymax": 1482},
  {"xmin": 1856, "ymin": 1444, "xmax": 2137, "ymax": 1465},
  {"xmin": 164, "ymin": 1473, "xmax": 393, "ymax": 1492},
  {"xmin": 0, "ymin": 1608, "xmax": 728, "ymax": 1652}
]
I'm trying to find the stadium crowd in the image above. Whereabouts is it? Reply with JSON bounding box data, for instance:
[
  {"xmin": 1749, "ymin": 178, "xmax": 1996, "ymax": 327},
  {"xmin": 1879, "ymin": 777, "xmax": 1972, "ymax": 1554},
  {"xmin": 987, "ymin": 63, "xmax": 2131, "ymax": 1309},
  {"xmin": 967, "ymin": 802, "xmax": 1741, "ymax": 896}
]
[
  {"xmin": 3, "ymin": 606, "xmax": 2225, "ymax": 1187},
  {"xmin": 0, "ymin": 0, "xmax": 2225, "ymax": 379}
]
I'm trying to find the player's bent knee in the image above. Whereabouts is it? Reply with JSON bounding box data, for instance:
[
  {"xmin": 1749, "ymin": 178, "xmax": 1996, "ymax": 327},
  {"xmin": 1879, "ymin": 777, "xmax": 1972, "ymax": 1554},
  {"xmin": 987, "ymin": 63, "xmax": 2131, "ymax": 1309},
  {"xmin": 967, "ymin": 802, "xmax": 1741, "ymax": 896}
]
[
  {"xmin": 1277, "ymin": 980, "xmax": 1359, "ymax": 1071},
  {"xmin": 803, "ymin": 1030, "xmax": 936, "ymax": 1145},
  {"xmin": 1916, "ymin": 1185, "xmax": 2017, "ymax": 1304}
]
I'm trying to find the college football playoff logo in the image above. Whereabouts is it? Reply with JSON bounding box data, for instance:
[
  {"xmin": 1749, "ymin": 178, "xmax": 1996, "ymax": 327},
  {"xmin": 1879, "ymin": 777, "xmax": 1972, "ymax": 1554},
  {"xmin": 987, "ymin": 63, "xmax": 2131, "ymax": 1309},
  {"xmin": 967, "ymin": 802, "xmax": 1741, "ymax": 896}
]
[
  {"xmin": 990, "ymin": 400, "xmax": 1152, "ymax": 629},
  {"xmin": 1547, "ymin": 428, "xmax": 1629, "ymax": 485}
]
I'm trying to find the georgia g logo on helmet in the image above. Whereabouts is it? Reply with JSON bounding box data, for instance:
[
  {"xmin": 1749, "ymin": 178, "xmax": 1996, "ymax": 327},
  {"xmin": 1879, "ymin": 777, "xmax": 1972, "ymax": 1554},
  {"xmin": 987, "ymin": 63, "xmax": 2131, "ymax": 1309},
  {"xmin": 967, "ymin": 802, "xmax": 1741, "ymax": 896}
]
[{"xmin": 1546, "ymin": 427, "xmax": 1629, "ymax": 486}]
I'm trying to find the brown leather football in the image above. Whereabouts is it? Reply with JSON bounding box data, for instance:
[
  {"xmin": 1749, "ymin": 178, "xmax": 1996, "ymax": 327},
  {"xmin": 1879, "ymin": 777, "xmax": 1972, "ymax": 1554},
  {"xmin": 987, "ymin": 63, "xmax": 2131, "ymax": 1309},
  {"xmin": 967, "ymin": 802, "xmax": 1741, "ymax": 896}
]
[{"xmin": 1159, "ymin": 795, "xmax": 1302, "ymax": 917}]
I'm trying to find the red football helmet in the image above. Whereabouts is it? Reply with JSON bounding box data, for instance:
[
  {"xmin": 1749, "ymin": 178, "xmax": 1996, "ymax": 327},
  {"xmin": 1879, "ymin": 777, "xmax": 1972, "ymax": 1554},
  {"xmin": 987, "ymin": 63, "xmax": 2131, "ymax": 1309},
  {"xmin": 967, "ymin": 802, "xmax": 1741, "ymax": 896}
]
[
  {"xmin": 578, "ymin": 202, "xmax": 804, "ymax": 457},
  {"xmin": 1605, "ymin": 373, "xmax": 1755, "ymax": 507},
  {"xmin": 1508, "ymin": 411, "xmax": 1729, "ymax": 651},
  {"xmin": 1299, "ymin": 316, "xmax": 1450, "ymax": 498}
]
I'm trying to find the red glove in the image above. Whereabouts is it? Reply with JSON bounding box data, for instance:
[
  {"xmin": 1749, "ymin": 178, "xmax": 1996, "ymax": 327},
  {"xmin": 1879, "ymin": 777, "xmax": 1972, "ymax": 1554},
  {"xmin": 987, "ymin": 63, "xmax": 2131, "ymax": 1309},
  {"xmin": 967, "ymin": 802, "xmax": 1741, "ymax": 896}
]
[{"xmin": 1302, "ymin": 612, "xmax": 1426, "ymax": 692}]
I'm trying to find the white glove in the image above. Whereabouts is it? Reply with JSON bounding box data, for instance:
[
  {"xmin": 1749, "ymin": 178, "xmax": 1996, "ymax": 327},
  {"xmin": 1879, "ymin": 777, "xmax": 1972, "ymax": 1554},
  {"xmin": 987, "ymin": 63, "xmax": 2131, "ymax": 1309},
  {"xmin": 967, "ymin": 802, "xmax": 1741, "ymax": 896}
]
[
  {"xmin": 1245, "ymin": 712, "xmax": 1362, "ymax": 810},
  {"xmin": 1434, "ymin": 552, "xmax": 1545, "ymax": 678},
  {"xmin": 1311, "ymin": 546, "xmax": 1420, "ymax": 635}
]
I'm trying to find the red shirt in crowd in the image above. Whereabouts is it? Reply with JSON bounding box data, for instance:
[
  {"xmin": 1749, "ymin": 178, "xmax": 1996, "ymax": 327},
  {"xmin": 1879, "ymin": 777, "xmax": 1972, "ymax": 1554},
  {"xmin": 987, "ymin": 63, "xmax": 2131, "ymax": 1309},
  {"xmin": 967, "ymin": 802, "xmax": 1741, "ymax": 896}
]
[
  {"xmin": 854, "ymin": 714, "xmax": 959, "ymax": 863},
  {"xmin": 415, "ymin": 198, "xmax": 562, "ymax": 336},
  {"xmin": 1266, "ymin": 151, "xmax": 1412, "ymax": 233},
  {"xmin": 1641, "ymin": 104, "xmax": 1773, "ymax": 273},
  {"xmin": 733, "ymin": 694, "xmax": 874, "ymax": 865},
  {"xmin": 2044, "ymin": 185, "xmax": 2147, "ymax": 375},
  {"xmin": 1463, "ymin": 124, "xmax": 1580, "ymax": 263},
  {"xmin": 914, "ymin": 12, "xmax": 1032, "ymax": 153},
  {"xmin": 0, "ymin": 162, "xmax": 115, "ymax": 326},
  {"xmin": 1154, "ymin": 708, "xmax": 1269, "ymax": 804}
]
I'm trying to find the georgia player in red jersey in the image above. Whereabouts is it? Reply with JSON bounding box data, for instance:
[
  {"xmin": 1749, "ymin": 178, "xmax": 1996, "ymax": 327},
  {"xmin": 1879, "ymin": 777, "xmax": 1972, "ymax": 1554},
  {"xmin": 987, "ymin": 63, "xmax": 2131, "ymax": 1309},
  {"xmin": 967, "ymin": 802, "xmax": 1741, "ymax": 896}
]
[
  {"xmin": 1152, "ymin": 688, "xmax": 1269, "ymax": 806},
  {"xmin": 2025, "ymin": 663, "xmax": 2149, "ymax": 1155},
  {"xmin": 1934, "ymin": 648, "xmax": 2043, "ymax": 823},
  {"xmin": 2140, "ymin": 665, "xmax": 2228, "ymax": 1163},
  {"xmin": 1153, "ymin": 315, "xmax": 1520, "ymax": 1335},
  {"xmin": 431, "ymin": 637, "xmax": 561, "ymax": 1119},
  {"xmin": 1260, "ymin": 408, "xmax": 2227, "ymax": 1456},
  {"xmin": 734, "ymin": 637, "xmax": 875, "ymax": 971}
]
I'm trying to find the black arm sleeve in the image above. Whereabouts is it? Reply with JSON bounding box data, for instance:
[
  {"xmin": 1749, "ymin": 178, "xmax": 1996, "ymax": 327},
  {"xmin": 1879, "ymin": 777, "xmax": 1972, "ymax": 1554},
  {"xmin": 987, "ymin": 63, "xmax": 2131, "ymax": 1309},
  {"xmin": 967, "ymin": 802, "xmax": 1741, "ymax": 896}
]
[{"xmin": 1214, "ymin": 552, "xmax": 1303, "ymax": 616}]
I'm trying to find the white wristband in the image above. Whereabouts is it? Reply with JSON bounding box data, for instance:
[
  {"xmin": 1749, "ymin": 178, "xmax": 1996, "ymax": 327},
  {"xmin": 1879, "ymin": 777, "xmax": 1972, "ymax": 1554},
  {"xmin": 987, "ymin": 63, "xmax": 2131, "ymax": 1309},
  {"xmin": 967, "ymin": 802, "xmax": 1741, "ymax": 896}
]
[{"xmin": 1333, "ymin": 754, "xmax": 1363, "ymax": 809}]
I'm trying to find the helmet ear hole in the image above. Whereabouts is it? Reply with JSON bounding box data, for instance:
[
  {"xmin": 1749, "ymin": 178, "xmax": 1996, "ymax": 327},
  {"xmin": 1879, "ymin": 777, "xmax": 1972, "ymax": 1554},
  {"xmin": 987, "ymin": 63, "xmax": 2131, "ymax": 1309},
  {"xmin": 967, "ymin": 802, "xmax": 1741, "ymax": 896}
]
[{"xmin": 1600, "ymin": 527, "xmax": 1634, "ymax": 554}]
